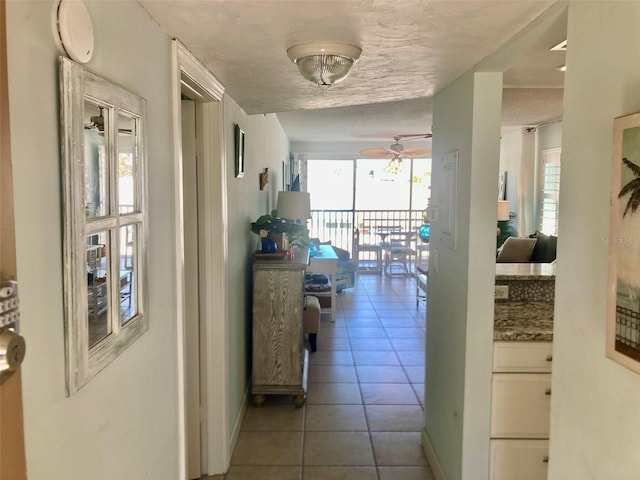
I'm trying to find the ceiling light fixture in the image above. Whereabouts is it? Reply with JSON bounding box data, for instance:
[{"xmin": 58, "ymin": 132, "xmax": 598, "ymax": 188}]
[
  {"xmin": 550, "ymin": 39, "xmax": 567, "ymax": 51},
  {"xmin": 556, "ymin": 65, "xmax": 567, "ymax": 72},
  {"xmin": 287, "ymin": 42, "xmax": 362, "ymax": 88}
]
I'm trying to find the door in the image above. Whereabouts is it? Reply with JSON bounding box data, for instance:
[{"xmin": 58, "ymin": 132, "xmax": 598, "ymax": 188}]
[
  {"xmin": 182, "ymin": 99, "xmax": 202, "ymax": 479},
  {"xmin": 0, "ymin": 1, "xmax": 27, "ymax": 478}
]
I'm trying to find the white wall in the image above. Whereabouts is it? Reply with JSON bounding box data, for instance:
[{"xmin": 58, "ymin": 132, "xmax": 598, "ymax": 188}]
[
  {"xmin": 6, "ymin": 2, "xmax": 292, "ymax": 477},
  {"xmin": 425, "ymin": 71, "xmax": 502, "ymax": 480},
  {"xmin": 549, "ymin": 3, "xmax": 640, "ymax": 479},
  {"xmin": 7, "ymin": 1, "xmax": 179, "ymax": 479},
  {"xmin": 223, "ymin": 97, "xmax": 290, "ymax": 431}
]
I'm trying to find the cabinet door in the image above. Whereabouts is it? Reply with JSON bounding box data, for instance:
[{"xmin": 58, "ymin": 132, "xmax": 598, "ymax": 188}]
[
  {"xmin": 252, "ymin": 269, "xmax": 303, "ymax": 387},
  {"xmin": 493, "ymin": 342, "xmax": 553, "ymax": 373},
  {"xmin": 491, "ymin": 374, "xmax": 551, "ymax": 438},
  {"xmin": 490, "ymin": 439, "xmax": 549, "ymax": 480}
]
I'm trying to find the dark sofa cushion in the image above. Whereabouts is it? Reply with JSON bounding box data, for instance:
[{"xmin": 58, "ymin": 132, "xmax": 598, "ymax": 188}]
[{"xmin": 528, "ymin": 231, "xmax": 557, "ymax": 263}]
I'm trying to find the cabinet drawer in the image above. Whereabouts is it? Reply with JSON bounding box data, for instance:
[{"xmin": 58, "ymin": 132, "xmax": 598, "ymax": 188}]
[
  {"xmin": 493, "ymin": 342, "xmax": 553, "ymax": 373},
  {"xmin": 490, "ymin": 439, "xmax": 549, "ymax": 480},
  {"xmin": 491, "ymin": 374, "xmax": 551, "ymax": 438}
]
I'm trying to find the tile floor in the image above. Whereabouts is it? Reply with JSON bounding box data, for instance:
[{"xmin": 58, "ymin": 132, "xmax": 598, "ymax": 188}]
[{"xmin": 206, "ymin": 273, "xmax": 433, "ymax": 480}]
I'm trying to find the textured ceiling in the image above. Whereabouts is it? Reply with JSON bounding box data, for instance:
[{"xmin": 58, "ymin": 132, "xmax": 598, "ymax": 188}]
[{"xmin": 139, "ymin": 0, "xmax": 565, "ymax": 144}]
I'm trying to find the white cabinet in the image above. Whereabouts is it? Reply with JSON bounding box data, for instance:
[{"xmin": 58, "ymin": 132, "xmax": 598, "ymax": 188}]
[
  {"xmin": 490, "ymin": 440, "xmax": 549, "ymax": 480},
  {"xmin": 491, "ymin": 374, "xmax": 551, "ymax": 438},
  {"xmin": 490, "ymin": 342, "xmax": 552, "ymax": 480}
]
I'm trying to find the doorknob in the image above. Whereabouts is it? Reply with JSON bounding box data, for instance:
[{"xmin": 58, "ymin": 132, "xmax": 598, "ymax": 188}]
[
  {"xmin": 0, "ymin": 329, "xmax": 25, "ymax": 375},
  {"xmin": 0, "ymin": 281, "xmax": 25, "ymax": 383}
]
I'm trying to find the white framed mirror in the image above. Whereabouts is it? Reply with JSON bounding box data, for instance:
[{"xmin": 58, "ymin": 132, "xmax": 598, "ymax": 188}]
[{"xmin": 59, "ymin": 57, "xmax": 148, "ymax": 395}]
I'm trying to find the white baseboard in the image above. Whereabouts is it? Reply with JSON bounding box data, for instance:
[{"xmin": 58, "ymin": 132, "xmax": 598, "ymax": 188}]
[
  {"xmin": 422, "ymin": 428, "xmax": 447, "ymax": 480},
  {"xmin": 228, "ymin": 382, "xmax": 250, "ymax": 462}
]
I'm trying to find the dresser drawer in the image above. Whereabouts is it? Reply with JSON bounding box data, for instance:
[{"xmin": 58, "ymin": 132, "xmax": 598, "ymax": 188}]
[
  {"xmin": 491, "ymin": 374, "xmax": 551, "ymax": 438},
  {"xmin": 490, "ymin": 439, "xmax": 549, "ymax": 480},
  {"xmin": 493, "ymin": 342, "xmax": 553, "ymax": 373}
]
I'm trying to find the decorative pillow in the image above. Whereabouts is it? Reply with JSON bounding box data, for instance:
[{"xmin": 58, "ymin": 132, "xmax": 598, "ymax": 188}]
[
  {"xmin": 529, "ymin": 231, "xmax": 548, "ymax": 262},
  {"xmin": 496, "ymin": 237, "xmax": 537, "ymax": 263},
  {"xmin": 528, "ymin": 231, "xmax": 558, "ymax": 263}
]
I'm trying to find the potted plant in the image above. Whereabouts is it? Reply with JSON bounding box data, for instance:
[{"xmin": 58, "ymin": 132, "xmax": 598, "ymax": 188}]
[{"xmin": 251, "ymin": 210, "xmax": 310, "ymax": 252}]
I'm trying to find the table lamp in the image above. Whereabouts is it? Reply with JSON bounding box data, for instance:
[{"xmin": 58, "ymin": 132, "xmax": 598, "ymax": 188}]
[
  {"xmin": 276, "ymin": 191, "xmax": 311, "ymax": 221},
  {"xmin": 497, "ymin": 200, "xmax": 510, "ymax": 222},
  {"xmin": 497, "ymin": 200, "xmax": 511, "ymax": 247}
]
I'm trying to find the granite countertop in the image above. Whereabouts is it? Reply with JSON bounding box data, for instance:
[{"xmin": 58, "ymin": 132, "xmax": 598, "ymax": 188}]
[
  {"xmin": 494, "ymin": 301, "xmax": 554, "ymax": 341},
  {"xmin": 496, "ymin": 263, "xmax": 556, "ymax": 281}
]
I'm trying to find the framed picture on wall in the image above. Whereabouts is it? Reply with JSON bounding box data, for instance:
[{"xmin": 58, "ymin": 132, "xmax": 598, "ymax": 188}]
[
  {"xmin": 607, "ymin": 110, "xmax": 640, "ymax": 374},
  {"xmin": 234, "ymin": 123, "xmax": 245, "ymax": 178}
]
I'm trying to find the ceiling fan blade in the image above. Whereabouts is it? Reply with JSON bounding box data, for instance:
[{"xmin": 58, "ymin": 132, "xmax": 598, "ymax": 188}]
[
  {"xmin": 397, "ymin": 133, "xmax": 433, "ymax": 141},
  {"xmin": 400, "ymin": 146, "xmax": 432, "ymax": 158},
  {"xmin": 359, "ymin": 147, "xmax": 392, "ymax": 158}
]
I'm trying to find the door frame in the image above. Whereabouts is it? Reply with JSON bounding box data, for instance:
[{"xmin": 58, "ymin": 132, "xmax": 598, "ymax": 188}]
[{"xmin": 171, "ymin": 39, "xmax": 230, "ymax": 477}]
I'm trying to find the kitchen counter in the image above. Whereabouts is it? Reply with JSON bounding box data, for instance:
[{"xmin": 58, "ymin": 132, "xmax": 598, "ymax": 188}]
[
  {"xmin": 494, "ymin": 301, "xmax": 554, "ymax": 341},
  {"xmin": 495, "ymin": 263, "xmax": 556, "ymax": 281},
  {"xmin": 494, "ymin": 263, "xmax": 555, "ymax": 341}
]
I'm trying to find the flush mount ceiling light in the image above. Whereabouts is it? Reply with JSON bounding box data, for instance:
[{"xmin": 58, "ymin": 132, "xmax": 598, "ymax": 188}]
[{"xmin": 287, "ymin": 42, "xmax": 362, "ymax": 88}]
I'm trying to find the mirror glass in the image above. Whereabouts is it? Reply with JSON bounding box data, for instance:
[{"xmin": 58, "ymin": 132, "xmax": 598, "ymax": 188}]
[
  {"xmin": 119, "ymin": 224, "xmax": 137, "ymax": 325},
  {"xmin": 87, "ymin": 231, "xmax": 112, "ymax": 348},
  {"xmin": 84, "ymin": 100, "xmax": 110, "ymax": 218},
  {"xmin": 118, "ymin": 112, "xmax": 137, "ymax": 215}
]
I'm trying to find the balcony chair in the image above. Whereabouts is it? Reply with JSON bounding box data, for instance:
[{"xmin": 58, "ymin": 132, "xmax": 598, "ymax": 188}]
[
  {"xmin": 353, "ymin": 227, "xmax": 382, "ymax": 274},
  {"xmin": 382, "ymin": 231, "xmax": 416, "ymax": 277}
]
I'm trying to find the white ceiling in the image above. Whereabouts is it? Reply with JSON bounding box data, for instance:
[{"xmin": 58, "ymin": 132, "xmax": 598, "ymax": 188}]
[{"xmin": 139, "ymin": 0, "xmax": 566, "ymax": 146}]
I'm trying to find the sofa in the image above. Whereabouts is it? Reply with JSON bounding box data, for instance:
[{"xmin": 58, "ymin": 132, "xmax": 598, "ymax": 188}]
[{"xmin": 496, "ymin": 231, "xmax": 557, "ymax": 263}]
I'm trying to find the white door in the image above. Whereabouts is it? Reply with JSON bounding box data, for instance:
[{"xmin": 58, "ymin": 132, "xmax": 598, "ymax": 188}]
[{"xmin": 182, "ymin": 99, "xmax": 202, "ymax": 479}]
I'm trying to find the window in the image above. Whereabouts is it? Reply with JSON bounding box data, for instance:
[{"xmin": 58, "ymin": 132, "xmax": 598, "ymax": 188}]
[
  {"xmin": 410, "ymin": 158, "xmax": 432, "ymax": 212},
  {"xmin": 538, "ymin": 148, "xmax": 561, "ymax": 236},
  {"xmin": 307, "ymin": 160, "xmax": 354, "ymax": 210},
  {"xmin": 60, "ymin": 58, "xmax": 148, "ymax": 394},
  {"xmin": 355, "ymin": 158, "xmax": 412, "ymax": 210}
]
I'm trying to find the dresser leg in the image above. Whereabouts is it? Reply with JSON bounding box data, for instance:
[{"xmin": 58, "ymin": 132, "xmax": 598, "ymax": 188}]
[
  {"xmin": 252, "ymin": 394, "xmax": 266, "ymax": 407},
  {"xmin": 293, "ymin": 394, "xmax": 306, "ymax": 408}
]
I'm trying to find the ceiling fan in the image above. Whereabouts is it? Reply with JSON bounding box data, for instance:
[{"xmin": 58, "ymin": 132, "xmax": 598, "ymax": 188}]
[{"xmin": 359, "ymin": 133, "xmax": 432, "ymax": 160}]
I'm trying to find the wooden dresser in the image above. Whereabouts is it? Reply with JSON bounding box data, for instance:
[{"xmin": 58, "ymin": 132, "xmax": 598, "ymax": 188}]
[{"xmin": 251, "ymin": 247, "xmax": 309, "ymax": 407}]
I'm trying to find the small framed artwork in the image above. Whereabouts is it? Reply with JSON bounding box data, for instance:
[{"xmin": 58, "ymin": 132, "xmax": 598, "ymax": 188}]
[
  {"xmin": 234, "ymin": 123, "xmax": 245, "ymax": 178},
  {"xmin": 607, "ymin": 110, "xmax": 640, "ymax": 374}
]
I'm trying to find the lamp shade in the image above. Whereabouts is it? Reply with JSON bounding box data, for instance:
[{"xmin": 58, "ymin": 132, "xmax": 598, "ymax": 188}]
[
  {"xmin": 277, "ymin": 191, "xmax": 311, "ymax": 220},
  {"xmin": 497, "ymin": 200, "xmax": 510, "ymax": 221}
]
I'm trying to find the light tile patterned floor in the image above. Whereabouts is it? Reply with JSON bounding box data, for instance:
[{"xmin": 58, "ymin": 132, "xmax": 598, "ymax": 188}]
[{"xmin": 205, "ymin": 273, "xmax": 433, "ymax": 480}]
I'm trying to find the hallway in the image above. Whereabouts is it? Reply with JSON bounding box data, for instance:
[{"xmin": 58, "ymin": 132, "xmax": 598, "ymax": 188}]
[{"xmin": 207, "ymin": 273, "xmax": 433, "ymax": 480}]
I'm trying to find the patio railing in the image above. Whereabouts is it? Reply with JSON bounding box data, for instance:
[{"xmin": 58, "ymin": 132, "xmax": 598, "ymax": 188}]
[{"xmin": 309, "ymin": 209, "xmax": 425, "ymax": 254}]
